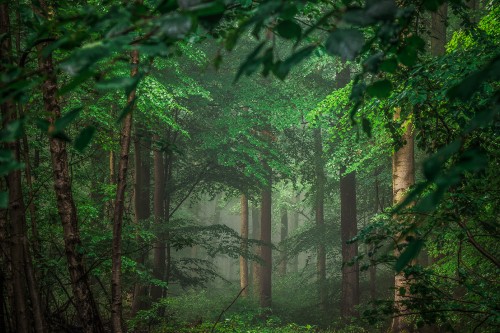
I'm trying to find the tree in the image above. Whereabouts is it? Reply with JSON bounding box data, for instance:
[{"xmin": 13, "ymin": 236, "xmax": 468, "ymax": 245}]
[{"xmin": 240, "ymin": 194, "xmax": 249, "ymax": 296}]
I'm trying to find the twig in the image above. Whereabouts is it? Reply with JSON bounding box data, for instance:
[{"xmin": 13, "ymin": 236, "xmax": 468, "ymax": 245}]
[{"xmin": 211, "ymin": 286, "xmax": 247, "ymax": 333}]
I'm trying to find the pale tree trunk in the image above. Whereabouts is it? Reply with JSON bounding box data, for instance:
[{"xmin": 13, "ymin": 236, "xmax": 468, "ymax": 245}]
[
  {"xmin": 390, "ymin": 108, "xmax": 415, "ymax": 333},
  {"xmin": 36, "ymin": 1, "xmax": 104, "ymax": 331},
  {"xmin": 111, "ymin": 45, "xmax": 139, "ymax": 332},
  {"xmin": 151, "ymin": 135, "xmax": 165, "ymax": 302},
  {"xmin": 251, "ymin": 206, "xmax": 260, "ymax": 297},
  {"xmin": 240, "ymin": 194, "xmax": 249, "ymax": 296},
  {"xmin": 313, "ymin": 127, "xmax": 327, "ymax": 311},
  {"xmin": 259, "ymin": 169, "xmax": 272, "ymax": 308},
  {"xmin": 131, "ymin": 130, "xmax": 151, "ymax": 315},
  {"xmin": 278, "ymin": 207, "xmax": 288, "ymax": 276},
  {"xmin": 340, "ymin": 167, "xmax": 359, "ymax": 318}
]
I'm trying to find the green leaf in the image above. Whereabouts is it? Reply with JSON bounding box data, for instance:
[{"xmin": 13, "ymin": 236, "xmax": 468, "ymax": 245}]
[
  {"xmin": 276, "ymin": 20, "xmax": 302, "ymax": 40},
  {"xmin": 362, "ymin": 118, "xmax": 372, "ymax": 137},
  {"xmin": 55, "ymin": 108, "xmax": 82, "ymax": 132},
  {"xmin": 379, "ymin": 57, "xmax": 398, "ymax": 73},
  {"xmin": 235, "ymin": 42, "xmax": 265, "ymax": 82},
  {"xmin": 365, "ymin": 0, "xmax": 397, "ymax": 21},
  {"xmin": 0, "ymin": 119, "xmax": 24, "ymax": 142},
  {"xmin": 423, "ymin": 0, "xmax": 445, "ymax": 11},
  {"xmin": 325, "ymin": 29, "xmax": 365, "ymax": 60},
  {"xmin": 366, "ymin": 80, "xmax": 392, "ymax": 98},
  {"xmin": 0, "ymin": 191, "xmax": 7, "ymax": 209},
  {"xmin": 395, "ymin": 238, "xmax": 424, "ymax": 272},
  {"xmin": 74, "ymin": 126, "xmax": 96, "ymax": 152},
  {"xmin": 273, "ymin": 45, "xmax": 316, "ymax": 80},
  {"xmin": 96, "ymin": 77, "xmax": 136, "ymax": 91},
  {"xmin": 58, "ymin": 70, "xmax": 95, "ymax": 96}
]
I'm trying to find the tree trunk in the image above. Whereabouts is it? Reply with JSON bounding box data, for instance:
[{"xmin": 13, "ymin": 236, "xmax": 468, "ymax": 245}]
[
  {"xmin": 278, "ymin": 207, "xmax": 288, "ymax": 276},
  {"xmin": 151, "ymin": 135, "xmax": 165, "ymax": 302},
  {"xmin": 431, "ymin": 3, "xmax": 447, "ymax": 56},
  {"xmin": 259, "ymin": 174, "xmax": 272, "ymax": 308},
  {"xmin": 251, "ymin": 206, "xmax": 260, "ymax": 297},
  {"xmin": 340, "ymin": 168, "xmax": 359, "ymax": 318},
  {"xmin": 36, "ymin": 1, "xmax": 104, "ymax": 331},
  {"xmin": 240, "ymin": 194, "xmax": 249, "ymax": 296},
  {"xmin": 313, "ymin": 127, "xmax": 327, "ymax": 311},
  {"xmin": 1, "ymin": 5, "xmax": 31, "ymax": 332},
  {"xmin": 290, "ymin": 195, "xmax": 300, "ymax": 273},
  {"xmin": 390, "ymin": 108, "xmax": 415, "ymax": 333},
  {"xmin": 111, "ymin": 46, "xmax": 139, "ymax": 332},
  {"xmin": 131, "ymin": 130, "xmax": 151, "ymax": 316}
]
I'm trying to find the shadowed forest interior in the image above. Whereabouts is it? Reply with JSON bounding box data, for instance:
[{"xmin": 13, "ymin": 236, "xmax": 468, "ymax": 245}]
[{"xmin": 0, "ymin": 0, "xmax": 499, "ymax": 332}]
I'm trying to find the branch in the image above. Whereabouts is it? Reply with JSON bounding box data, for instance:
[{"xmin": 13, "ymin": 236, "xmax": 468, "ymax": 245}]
[{"xmin": 211, "ymin": 286, "xmax": 247, "ymax": 333}]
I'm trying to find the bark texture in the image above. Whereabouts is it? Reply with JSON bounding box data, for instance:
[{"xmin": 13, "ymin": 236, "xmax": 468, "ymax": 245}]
[
  {"xmin": 111, "ymin": 47, "xmax": 139, "ymax": 332},
  {"xmin": 251, "ymin": 206, "xmax": 260, "ymax": 297},
  {"xmin": 239, "ymin": 194, "xmax": 249, "ymax": 296},
  {"xmin": 131, "ymin": 131, "xmax": 151, "ymax": 315},
  {"xmin": 37, "ymin": 2, "xmax": 104, "ymax": 331},
  {"xmin": 259, "ymin": 178, "xmax": 272, "ymax": 308},
  {"xmin": 340, "ymin": 168, "xmax": 359, "ymax": 318},
  {"xmin": 390, "ymin": 108, "xmax": 415, "ymax": 333},
  {"xmin": 151, "ymin": 135, "xmax": 166, "ymax": 302},
  {"xmin": 431, "ymin": 3, "xmax": 448, "ymax": 56},
  {"xmin": 313, "ymin": 127, "xmax": 327, "ymax": 311}
]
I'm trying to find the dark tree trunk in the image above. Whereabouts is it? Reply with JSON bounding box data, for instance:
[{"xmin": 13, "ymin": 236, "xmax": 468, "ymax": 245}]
[
  {"xmin": 251, "ymin": 206, "xmax": 260, "ymax": 297},
  {"xmin": 278, "ymin": 207, "xmax": 288, "ymax": 276},
  {"xmin": 259, "ymin": 184, "xmax": 272, "ymax": 308},
  {"xmin": 36, "ymin": 1, "xmax": 104, "ymax": 331},
  {"xmin": 240, "ymin": 195, "xmax": 249, "ymax": 296},
  {"xmin": 111, "ymin": 46, "xmax": 139, "ymax": 332},
  {"xmin": 340, "ymin": 168, "xmax": 359, "ymax": 318},
  {"xmin": 431, "ymin": 3, "xmax": 447, "ymax": 56},
  {"xmin": 313, "ymin": 127, "xmax": 327, "ymax": 311},
  {"xmin": 151, "ymin": 135, "xmax": 165, "ymax": 302},
  {"xmin": 131, "ymin": 130, "xmax": 151, "ymax": 316}
]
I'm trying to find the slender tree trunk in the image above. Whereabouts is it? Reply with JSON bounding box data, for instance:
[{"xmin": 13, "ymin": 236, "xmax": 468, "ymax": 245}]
[
  {"xmin": 131, "ymin": 131, "xmax": 151, "ymax": 315},
  {"xmin": 151, "ymin": 136, "xmax": 165, "ymax": 302},
  {"xmin": 259, "ymin": 183, "xmax": 272, "ymax": 308},
  {"xmin": 240, "ymin": 194, "xmax": 249, "ymax": 296},
  {"xmin": 390, "ymin": 108, "xmax": 415, "ymax": 333},
  {"xmin": 340, "ymin": 168, "xmax": 359, "ymax": 318},
  {"xmin": 111, "ymin": 46, "xmax": 139, "ymax": 332},
  {"xmin": 36, "ymin": 2, "xmax": 104, "ymax": 331},
  {"xmin": 251, "ymin": 206, "xmax": 260, "ymax": 297},
  {"xmin": 369, "ymin": 175, "xmax": 380, "ymax": 301},
  {"xmin": 278, "ymin": 207, "xmax": 288, "ymax": 276},
  {"xmin": 290, "ymin": 195, "xmax": 299, "ymax": 273},
  {"xmin": 313, "ymin": 127, "xmax": 327, "ymax": 311}
]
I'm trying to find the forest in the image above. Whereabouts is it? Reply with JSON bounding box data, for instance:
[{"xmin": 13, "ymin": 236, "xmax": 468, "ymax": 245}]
[{"xmin": 0, "ymin": 0, "xmax": 499, "ymax": 332}]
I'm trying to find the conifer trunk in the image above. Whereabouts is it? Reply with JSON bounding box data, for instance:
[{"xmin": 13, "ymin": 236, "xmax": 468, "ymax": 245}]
[
  {"xmin": 259, "ymin": 183, "xmax": 272, "ymax": 308},
  {"xmin": 313, "ymin": 127, "xmax": 326, "ymax": 311},
  {"xmin": 131, "ymin": 131, "xmax": 151, "ymax": 315},
  {"xmin": 151, "ymin": 136, "xmax": 165, "ymax": 302},
  {"xmin": 251, "ymin": 206, "xmax": 260, "ymax": 297},
  {"xmin": 278, "ymin": 207, "xmax": 288, "ymax": 276},
  {"xmin": 240, "ymin": 194, "xmax": 249, "ymax": 296},
  {"xmin": 340, "ymin": 168, "xmax": 359, "ymax": 318},
  {"xmin": 111, "ymin": 45, "xmax": 139, "ymax": 332}
]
